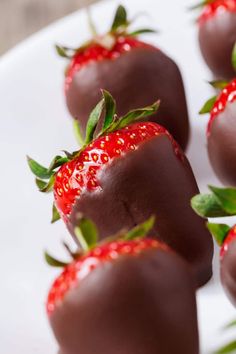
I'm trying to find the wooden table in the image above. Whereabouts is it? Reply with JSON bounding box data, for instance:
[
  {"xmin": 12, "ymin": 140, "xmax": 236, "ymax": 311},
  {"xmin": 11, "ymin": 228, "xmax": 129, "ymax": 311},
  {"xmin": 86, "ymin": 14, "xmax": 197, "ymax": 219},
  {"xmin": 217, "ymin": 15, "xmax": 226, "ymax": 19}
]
[{"xmin": 0, "ymin": 0, "xmax": 99, "ymax": 55}]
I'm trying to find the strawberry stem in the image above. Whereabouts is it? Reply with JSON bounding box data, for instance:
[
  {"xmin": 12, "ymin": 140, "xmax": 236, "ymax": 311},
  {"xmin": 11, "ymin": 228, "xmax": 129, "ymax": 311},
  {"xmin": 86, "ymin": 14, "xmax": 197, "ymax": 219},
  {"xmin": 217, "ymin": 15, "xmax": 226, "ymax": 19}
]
[
  {"xmin": 207, "ymin": 223, "xmax": 231, "ymax": 246},
  {"xmin": 86, "ymin": 7, "xmax": 98, "ymax": 36}
]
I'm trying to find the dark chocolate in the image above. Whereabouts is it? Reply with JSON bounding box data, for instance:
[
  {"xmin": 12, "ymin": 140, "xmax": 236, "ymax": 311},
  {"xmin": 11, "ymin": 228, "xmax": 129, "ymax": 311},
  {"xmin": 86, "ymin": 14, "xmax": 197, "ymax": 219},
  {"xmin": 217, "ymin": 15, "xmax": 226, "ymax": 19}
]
[
  {"xmin": 221, "ymin": 240, "xmax": 236, "ymax": 307},
  {"xmin": 50, "ymin": 249, "xmax": 199, "ymax": 354},
  {"xmin": 66, "ymin": 47, "xmax": 189, "ymax": 150},
  {"xmin": 198, "ymin": 11, "xmax": 236, "ymax": 80},
  {"xmin": 208, "ymin": 101, "xmax": 236, "ymax": 186},
  {"xmin": 68, "ymin": 135, "xmax": 213, "ymax": 287}
]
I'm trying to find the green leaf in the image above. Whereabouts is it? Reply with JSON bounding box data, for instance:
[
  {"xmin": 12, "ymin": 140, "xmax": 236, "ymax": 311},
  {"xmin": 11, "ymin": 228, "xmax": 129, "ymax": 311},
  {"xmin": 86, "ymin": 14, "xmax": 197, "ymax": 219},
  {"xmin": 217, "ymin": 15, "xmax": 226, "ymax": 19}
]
[
  {"xmin": 73, "ymin": 120, "xmax": 84, "ymax": 146},
  {"xmin": 191, "ymin": 194, "xmax": 230, "ymax": 218},
  {"xmin": 62, "ymin": 150, "xmax": 78, "ymax": 160},
  {"xmin": 188, "ymin": 0, "xmax": 210, "ymax": 11},
  {"xmin": 207, "ymin": 223, "xmax": 230, "ymax": 246},
  {"xmin": 214, "ymin": 341, "xmax": 236, "ymax": 354},
  {"xmin": 111, "ymin": 5, "xmax": 128, "ymax": 32},
  {"xmin": 44, "ymin": 251, "xmax": 68, "ymax": 268},
  {"xmin": 85, "ymin": 98, "xmax": 104, "ymax": 144},
  {"xmin": 51, "ymin": 203, "xmax": 61, "ymax": 224},
  {"xmin": 124, "ymin": 215, "xmax": 156, "ymax": 241},
  {"xmin": 55, "ymin": 45, "xmax": 72, "ymax": 59},
  {"xmin": 63, "ymin": 242, "xmax": 80, "ymax": 260},
  {"xmin": 128, "ymin": 28, "xmax": 157, "ymax": 36},
  {"xmin": 209, "ymin": 80, "xmax": 229, "ymax": 90},
  {"xmin": 27, "ymin": 156, "xmax": 52, "ymax": 180},
  {"xmin": 36, "ymin": 174, "xmax": 55, "ymax": 193},
  {"xmin": 35, "ymin": 178, "xmax": 47, "ymax": 190},
  {"xmin": 102, "ymin": 90, "xmax": 116, "ymax": 131},
  {"xmin": 108, "ymin": 100, "xmax": 160, "ymax": 132},
  {"xmin": 199, "ymin": 96, "xmax": 217, "ymax": 114},
  {"xmin": 209, "ymin": 185, "xmax": 236, "ymax": 214},
  {"xmin": 225, "ymin": 319, "xmax": 236, "ymax": 330},
  {"xmin": 232, "ymin": 42, "xmax": 236, "ymax": 72},
  {"xmin": 48, "ymin": 155, "xmax": 69, "ymax": 172},
  {"xmin": 74, "ymin": 217, "xmax": 98, "ymax": 251},
  {"xmin": 86, "ymin": 7, "xmax": 98, "ymax": 36}
]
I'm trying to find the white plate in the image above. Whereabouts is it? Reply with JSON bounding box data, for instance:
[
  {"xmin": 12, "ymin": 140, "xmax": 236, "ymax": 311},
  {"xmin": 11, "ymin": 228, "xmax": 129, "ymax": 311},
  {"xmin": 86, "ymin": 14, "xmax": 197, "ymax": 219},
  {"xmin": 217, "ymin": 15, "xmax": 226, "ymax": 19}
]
[{"xmin": 0, "ymin": 0, "xmax": 235, "ymax": 353}]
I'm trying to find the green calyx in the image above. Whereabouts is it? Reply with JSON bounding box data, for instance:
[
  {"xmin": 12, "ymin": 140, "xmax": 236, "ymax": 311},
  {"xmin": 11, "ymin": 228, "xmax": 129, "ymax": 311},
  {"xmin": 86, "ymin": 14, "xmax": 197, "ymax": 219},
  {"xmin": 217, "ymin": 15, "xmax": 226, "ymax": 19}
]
[
  {"xmin": 74, "ymin": 214, "xmax": 156, "ymax": 251},
  {"xmin": 214, "ymin": 340, "xmax": 236, "ymax": 354},
  {"xmin": 46, "ymin": 215, "xmax": 156, "ymax": 268},
  {"xmin": 84, "ymin": 89, "xmax": 159, "ymax": 145},
  {"xmin": 189, "ymin": 0, "xmax": 214, "ymax": 11},
  {"xmin": 207, "ymin": 223, "xmax": 231, "ymax": 246},
  {"xmin": 28, "ymin": 90, "xmax": 160, "ymax": 223},
  {"xmin": 199, "ymin": 95, "xmax": 217, "ymax": 115},
  {"xmin": 199, "ymin": 44, "xmax": 236, "ymax": 115},
  {"xmin": 191, "ymin": 185, "xmax": 236, "ymax": 217},
  {"xmin": 212, "ymin": 319, "xmax": 236, "ymax": 353},
  {"xmin": 191, "ymin": 185, "xmax": 236, "ymax": 245},
  {"xmin": 56, "ymin": 5, "xmax": 157, "ymax": 59}
]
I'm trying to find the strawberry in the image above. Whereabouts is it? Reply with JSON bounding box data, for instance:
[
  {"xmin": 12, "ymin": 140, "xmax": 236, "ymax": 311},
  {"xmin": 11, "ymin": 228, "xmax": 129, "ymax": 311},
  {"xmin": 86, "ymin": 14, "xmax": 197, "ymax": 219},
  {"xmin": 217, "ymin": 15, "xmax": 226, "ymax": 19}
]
[
  {"xmin": 57, "ymin": 5, "xmax": 189, "ymax": 150},
  {"xmin": 192, "ymin": 185, "xmax": 236, "ymax": 306},
  {"xmin": 192, "ymin": 0, "xmax": 236, "ymax": 79},
  {"xmin": 199, "ymin": 65, "xmax": 236, "ymax": 185},
  {"xmin": 47, "ymin": 217, "xmax": 199, "ymax": 354},
  {"xmin": 46, "ymin": 216, "xmax": 163, "ymax": 315},
  {"xmin": 220, "ymin": 224, "xmax": 236, "ymax": 257},
  {"xmin": 28, "ymin": 91, "xmax": 213, "ymax": 287},
  {"xmin": 206, "ymin": 222, "xmax": 236, "ymax": 307},
  {"xmin": 198, "ymin": 0, "xmax": 236, "ymax": 25}
]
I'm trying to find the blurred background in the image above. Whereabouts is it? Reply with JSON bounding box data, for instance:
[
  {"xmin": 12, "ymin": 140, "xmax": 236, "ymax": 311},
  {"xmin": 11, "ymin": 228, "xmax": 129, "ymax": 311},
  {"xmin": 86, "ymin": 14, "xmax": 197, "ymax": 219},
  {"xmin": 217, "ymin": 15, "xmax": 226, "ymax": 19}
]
[{"xmin": 0, "ymin": 0, "xmax": 99, "ymax": 55}]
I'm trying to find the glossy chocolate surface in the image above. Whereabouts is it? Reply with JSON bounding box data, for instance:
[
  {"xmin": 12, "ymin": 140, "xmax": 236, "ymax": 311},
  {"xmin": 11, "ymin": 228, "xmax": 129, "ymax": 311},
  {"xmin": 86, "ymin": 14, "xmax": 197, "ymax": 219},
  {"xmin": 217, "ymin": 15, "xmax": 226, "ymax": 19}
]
[
  {"xmin": 221, "ymin": 240, "xmax": 236, "ymax": 307},
  {"xmin": 66, "ymin": 47, "xmax": 189, "ymax": 150},
  {"xmin": 68, "ymin": 135, "xmax": 213, "ymax": 287},
  {"xmin": 51, "ymin": 249, "xmax": 199, "ymax": 354},
  {"xmin": 208, "ymin": 101, "xmax": 236, "ymax": 186},
  {"xmin": 198, "ymin": 11, "xmax": 236, "ymax": 80}
]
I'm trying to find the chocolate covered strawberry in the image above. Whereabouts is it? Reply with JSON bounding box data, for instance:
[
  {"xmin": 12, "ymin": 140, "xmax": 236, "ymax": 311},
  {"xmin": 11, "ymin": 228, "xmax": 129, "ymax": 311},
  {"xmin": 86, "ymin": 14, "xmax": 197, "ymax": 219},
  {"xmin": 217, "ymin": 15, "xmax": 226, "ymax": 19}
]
[
  {"xmin": 28, "ymin": 91, "xmax": 213, "ymax": 286},
  {"xmin": 192, "ymin": 185, "xmax": 236, "ymax": 306},
  {"xmin": 47, "ymin": 217, "xmax": 199, "ymax": 354},
  {"xmin": 193, "ymin": 0, "xmax": 236, "ymax": 79},
  {"xmin": 57, "ymin": 5, "xmax": 189, "ymax": 150},
  {"xmin": 199, "ymin": 57, "xmax": 236, "ymax": 185}
]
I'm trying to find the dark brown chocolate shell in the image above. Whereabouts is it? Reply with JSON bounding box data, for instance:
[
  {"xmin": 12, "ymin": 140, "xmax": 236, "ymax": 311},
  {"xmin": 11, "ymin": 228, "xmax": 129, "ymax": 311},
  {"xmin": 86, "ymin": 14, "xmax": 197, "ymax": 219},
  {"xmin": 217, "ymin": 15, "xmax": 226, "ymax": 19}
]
[
  {"xmin": 221, "ymin": 240, "xmax": 236, "ymax": 307},
  {"xmin": 68, "ymin": 135, "xmax": 213, "ymax": 287},
  {"xmin": 208, "ymin": 101, "xmax": 236, "ymax": 186},
  {"xmin": 66, "ymin": 47, "xmax": 189, "ymax": 150},
  {"xmin": 198, "ymin": 11, "xmax": 236, "ymax": 80},
  {"xmin": 51, "ymin": 249, "xmax": 199, "ymax": 354}
]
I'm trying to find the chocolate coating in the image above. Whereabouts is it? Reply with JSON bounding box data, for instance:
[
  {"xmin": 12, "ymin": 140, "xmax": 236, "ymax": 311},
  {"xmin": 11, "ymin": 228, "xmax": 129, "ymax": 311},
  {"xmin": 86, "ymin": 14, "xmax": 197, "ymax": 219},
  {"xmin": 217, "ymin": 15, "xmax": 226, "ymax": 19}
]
[
  {"xmin": 68, "ymin": 135, "xmax": 213, "ymax": 287},
  {"xmin": 208, "ymin": 101, "xmax": 236, "ymax": 186},
  {"xmin": 221, "ymin": 240, "xmax": 236, "ymax": 307},
  {"xmin": 198, "ymin": 11, "xmax": 236, "ymax": 80},
  {"xmin": 50, "ymin": 249, "xmax": 199, "ymax": 354},
  {"xmin": 66, "ymin": 47, "xmax": 189, "ymax": 150}
]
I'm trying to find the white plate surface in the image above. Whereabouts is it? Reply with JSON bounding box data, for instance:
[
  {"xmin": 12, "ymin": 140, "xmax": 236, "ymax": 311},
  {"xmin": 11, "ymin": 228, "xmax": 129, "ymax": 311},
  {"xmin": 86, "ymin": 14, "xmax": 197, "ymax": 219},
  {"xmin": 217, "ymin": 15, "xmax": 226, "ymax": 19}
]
[{"xmin": 0, "ymin": 0, "xmax": 235, "ymax": 353}]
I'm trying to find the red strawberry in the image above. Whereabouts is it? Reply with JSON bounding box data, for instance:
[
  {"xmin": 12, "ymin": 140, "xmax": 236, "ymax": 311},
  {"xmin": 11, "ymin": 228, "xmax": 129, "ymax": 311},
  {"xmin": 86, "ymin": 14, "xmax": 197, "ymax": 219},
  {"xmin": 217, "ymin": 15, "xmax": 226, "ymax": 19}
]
[
  {"xmin": 207, "ymin": 78, "xmax": 236, "ymax": 134},
  {"xmin": 194, "ymin": 0, "xmax": 236, "ymax": 79},
  {"xmin": 220, "ymin": 224, "xmax": 236, "ymax": 257},
  {"xmin": 208, "ymin": 223, "xmax": 236, "ymax": 306},
  {"xmin": 199, "ymin": 76, "xmax": 236, "ymax": 185},
  {"xmin": 198, "ymin": 0, "xmax": 236, "ymax": 25},
  {"xmin": 57, "ymin": 5, "xmax": 189, "ymax": 150},
  {"xmin": 65, "ymin": 36, "xmax": 151, "ymax": 92},
  {"xmin": 47, "ymin": 237, "xmax": 166, "ymax": 315},
  {"xmin": 191, "ymin": 185, "xmax": 236, "ymax": 306},
  {"xmin": 54, "ymin": 121, "xmax": 178, "ymax": 221},
  {"xmin": 47, "ymin": 217, "xmax": 199, "ymax": 354},
  {"xmin": 28, "ymin": 91, "xmax": 213, "ymax": 287}
]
